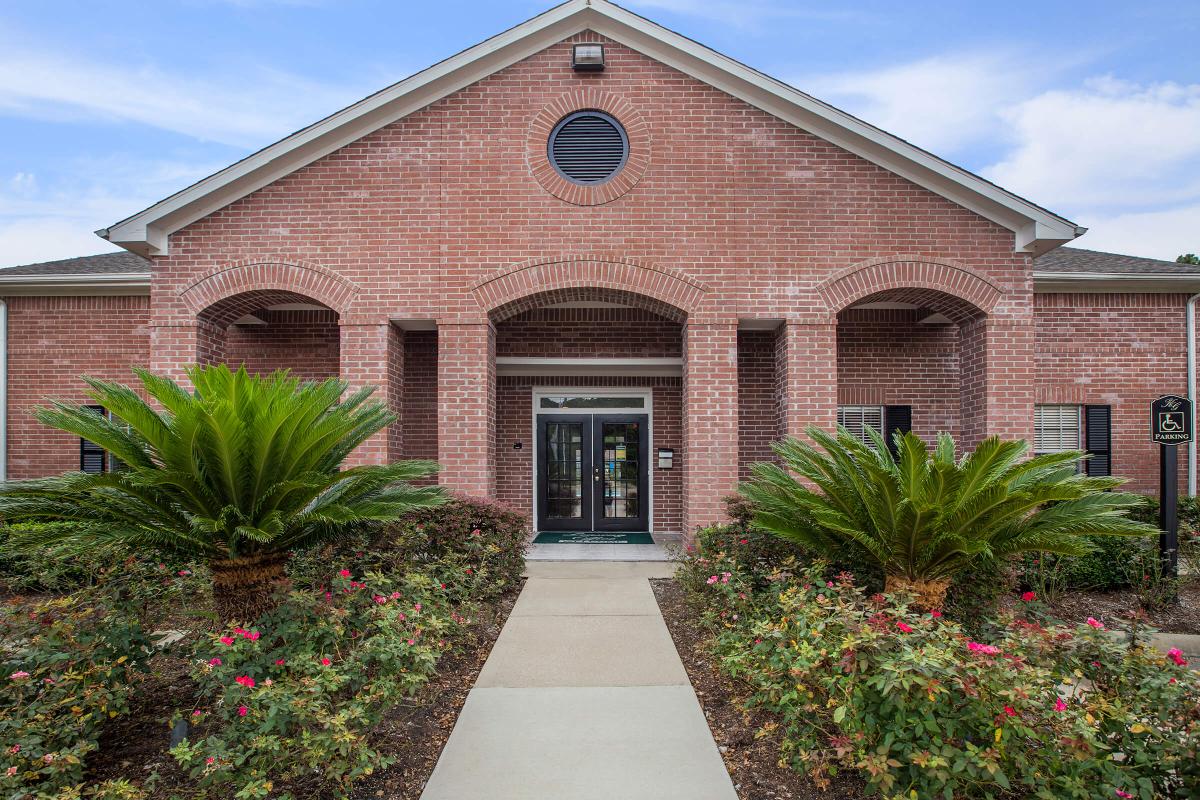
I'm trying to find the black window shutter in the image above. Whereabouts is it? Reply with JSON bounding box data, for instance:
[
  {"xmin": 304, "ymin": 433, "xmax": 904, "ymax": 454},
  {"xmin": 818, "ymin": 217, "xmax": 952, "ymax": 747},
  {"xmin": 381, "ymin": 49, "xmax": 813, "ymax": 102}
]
[
  {"xmin": 884, "ymin": 405, "xmax": 913, "ymax": 456},
  {"xmin": 80, "ymin": 405, "xmax": 107, "ymax": 474},
  {"xmin": 1083, "ymin": 405, "xmax": 1111, "ymax": 477}
]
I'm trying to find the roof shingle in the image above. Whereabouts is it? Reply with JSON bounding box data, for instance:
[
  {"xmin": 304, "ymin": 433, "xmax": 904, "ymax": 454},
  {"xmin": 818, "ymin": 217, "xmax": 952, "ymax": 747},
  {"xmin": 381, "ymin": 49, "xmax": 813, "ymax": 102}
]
[
  {"xmin": 1034, "ymin": 247, "xmax": 1198, "ymax": 275},
  {"xmin": 0, "ymin": 251, "xmax": 150, "ymax": 277}
]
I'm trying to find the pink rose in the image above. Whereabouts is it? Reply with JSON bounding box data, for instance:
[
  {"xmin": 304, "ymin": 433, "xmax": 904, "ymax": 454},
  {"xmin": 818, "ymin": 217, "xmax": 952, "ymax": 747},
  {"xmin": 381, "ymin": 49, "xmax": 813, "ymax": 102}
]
[
  {"xmin": 275, "ymin": 659, "xmax": 286, "ymax": 666},
  {"xmin": 1002, "ymin": 706, "xmax": 1016, "ymax": 717},
  {"xmin": 208, "ymin": 657, "xmax": 222, "ymax": 666},
  {"xmin": 205, "ymin": 757, "xmax": 215, "ymax": 765},
  {"xmin": 1168, "ymin": 648, "xmax": 1189, "ymax": 666},
  {"xmin": 320, "ymin": 657, "xmax": 331, "ymax": 666},
  {"xmin": 706, "ymin": 576, "xmax": 718, "ymax": 585},
  {"xmin": 374, "ymin": 595, "xmax": 387, "ymax": 604},
  {"xmin": 414, "ymin": 603, "xmax": 422, "ymax": 612},
  {"xmin": 339, "ymin": 569, "xmax": 351, "ymax": 578},
  {"xmin": 244, "ymin": 631, "xmax": 260, "ymax": 641},
  {"xmin": 8, "ymin": 671, "xmax": 29, "ymax": 680},
  {"xmin": 1086, "ymin": 617, "xmax": 1105, "ymax": 629},
  {"xmin": 219, "ymin": 636, "xmax": 235, "ymax": 646},
  {"xmin": 192, "ymin": 709, "xmax": 202, "ymax": 717},
  {"xmin": 931, "ymin": 610, "xmax": 943, "ymax": 618},
  {"xmin": 5, "ymin": 766, "xmax": 16, "ymax": 777},
  {"xmin": 237, "ymin": 705, "xmax": 248, "ymax": 717},
  {"xmin": 896, "ymin": 621, "xmax": 913, "ymax": 634},
  {"xmin": 234, "ymin": 675, "xmax": 255, "ymax": 688},
  {"xmin": 1054, "ymin": 698, "xmax": 1067, "ymax": 712},
  {"xmin": 407, "ymin": 638, "xmax": 416, "ymax": 645},
  {"xmin": 1021, "ymin": 591, "xmax": 1036, "ymax": 602},
  {"xmin": 1115, "ymin": 792, "xmax": 1133, "ymax": 799},
  {"xmin": 967, "ymin": 641, "xmax": 1000, "ymax": 655}
]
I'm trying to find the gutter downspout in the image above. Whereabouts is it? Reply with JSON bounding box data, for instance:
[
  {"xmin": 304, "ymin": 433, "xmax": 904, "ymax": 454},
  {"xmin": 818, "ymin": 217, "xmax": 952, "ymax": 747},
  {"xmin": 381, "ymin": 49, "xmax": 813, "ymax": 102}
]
[
  {"xmin": 0, "ymin": 299, "xmax": 7, "ymax": 483},
  {"xmin": 1189, "ymin": 293, "xmax": 1200, "ymax": 496}
]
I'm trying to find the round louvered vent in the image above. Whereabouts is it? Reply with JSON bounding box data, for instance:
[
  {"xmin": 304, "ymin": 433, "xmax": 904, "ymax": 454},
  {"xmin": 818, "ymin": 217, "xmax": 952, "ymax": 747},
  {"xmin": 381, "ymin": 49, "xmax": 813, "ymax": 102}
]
[{"xmin": 547, "ymin": 111, "xmax": 629, "ymax": 185}]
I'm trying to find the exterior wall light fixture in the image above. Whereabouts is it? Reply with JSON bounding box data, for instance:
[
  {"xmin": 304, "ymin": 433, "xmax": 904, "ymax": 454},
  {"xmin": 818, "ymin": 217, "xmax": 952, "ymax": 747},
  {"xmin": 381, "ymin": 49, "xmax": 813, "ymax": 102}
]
[{"xmin": 572, "ymin": 43, "xmax": 605, "ymax": 71}]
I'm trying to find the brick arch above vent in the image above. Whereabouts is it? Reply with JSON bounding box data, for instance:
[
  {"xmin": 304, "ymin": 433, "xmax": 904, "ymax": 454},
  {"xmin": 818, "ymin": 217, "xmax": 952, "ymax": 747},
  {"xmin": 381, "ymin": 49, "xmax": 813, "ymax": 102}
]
[
  {"xmin": 817, "ymin": 256, "xmax": 1003, "ymax": 322},
  {"xmin": 473, "ymin": 257, "xmax": 707, "ymax": 323},
  {"xmin": 179, "ymin": 260, "xmax": 360, "ymax": 324}
]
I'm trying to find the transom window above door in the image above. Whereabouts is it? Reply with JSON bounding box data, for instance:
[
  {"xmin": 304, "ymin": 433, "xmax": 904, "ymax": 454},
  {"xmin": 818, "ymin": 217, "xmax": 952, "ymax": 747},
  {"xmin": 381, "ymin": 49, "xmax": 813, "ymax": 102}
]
[{"xmin": 538, "ymin": 394, "xmax": 646, "ymax": 410}]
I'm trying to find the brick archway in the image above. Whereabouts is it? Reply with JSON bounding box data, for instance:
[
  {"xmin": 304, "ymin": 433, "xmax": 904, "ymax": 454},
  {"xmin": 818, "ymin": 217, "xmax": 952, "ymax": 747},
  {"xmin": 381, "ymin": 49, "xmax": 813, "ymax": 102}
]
[
  {"xmin": 179, "ymin": 259, "xmax": 359, "ymax": 322},
  {"xmin": 472, "ymin": 256, "xmax": 707, "ymax": 322},
  {"xmin": 817, "ymin": 256, "xmax": 1002, "ymax": 322}
]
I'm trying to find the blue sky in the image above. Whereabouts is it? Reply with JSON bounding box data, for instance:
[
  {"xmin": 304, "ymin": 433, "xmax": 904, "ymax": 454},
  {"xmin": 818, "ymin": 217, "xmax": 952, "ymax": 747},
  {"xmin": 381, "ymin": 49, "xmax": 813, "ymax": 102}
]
[{"xmin": 1, "ymin": 0, "xmax": 1198, "ymax": 265}]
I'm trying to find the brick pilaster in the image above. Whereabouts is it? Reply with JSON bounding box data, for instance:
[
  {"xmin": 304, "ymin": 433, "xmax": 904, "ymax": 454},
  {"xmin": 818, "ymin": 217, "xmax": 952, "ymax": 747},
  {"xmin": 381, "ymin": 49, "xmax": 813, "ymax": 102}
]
[
  {"xmin": 437, "ymin": 321, "xmax": 496, "ymax": 498},
  {"xmin": 683, "ymin": 319, "xmax": 738, "ymax": 535},
  {"xmin": 778, "ymin": 318, "xmax": 838, "ymax": 439},
  {"xmin": 339, "ymin": 322, "xmax": 404, "ymax": 466}
]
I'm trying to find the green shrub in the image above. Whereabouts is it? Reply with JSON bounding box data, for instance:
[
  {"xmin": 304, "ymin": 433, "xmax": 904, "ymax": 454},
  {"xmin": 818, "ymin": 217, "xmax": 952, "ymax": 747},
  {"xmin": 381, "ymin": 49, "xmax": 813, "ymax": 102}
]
[
  {"xmin": 702, "ymin": 560, "xmax": 1200, "ymax": 799},
  {"xmin": 171, "ymin": 565, "xmax": 470, "ymax": 797},
  {"xmin": 741, "ymin": 428, "xmax": 1156, "ymax": 609},
  {"xmin": 291, "ymin": 496, "xmax": 529, "ymax": 603},
  {"xmin": 0, "ymin": 595, "xmax": 151, "ymax": 798},
  {"xmin": 1019, "ymin": 535, "xmax": 1151, "ymax": 595}
]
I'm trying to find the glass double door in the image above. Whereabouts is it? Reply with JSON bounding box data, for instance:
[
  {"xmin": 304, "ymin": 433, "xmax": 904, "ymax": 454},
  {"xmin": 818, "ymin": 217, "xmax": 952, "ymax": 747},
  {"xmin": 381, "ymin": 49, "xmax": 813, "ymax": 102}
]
[{"xmin": 536, "ymin": 414, "xmax": 649, "ymax": 532}]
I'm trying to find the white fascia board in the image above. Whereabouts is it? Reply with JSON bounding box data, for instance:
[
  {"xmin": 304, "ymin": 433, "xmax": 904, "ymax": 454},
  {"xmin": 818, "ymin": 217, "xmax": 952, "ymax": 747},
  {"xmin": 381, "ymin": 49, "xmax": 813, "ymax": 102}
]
[
  {"xmin": 100, "ymin": 0, "xmax": 1077, "ymax": 256},
  {"xmin": 496, "ymin": 356, "xmax": 682, "ymax": 376},
  {"xmin": 0, "ymin": 273, "xmax": 151, "ymax": 296},
  {"xmin": 1033, "ymin": 271, "xmax": 1200, "ymax": 293}
]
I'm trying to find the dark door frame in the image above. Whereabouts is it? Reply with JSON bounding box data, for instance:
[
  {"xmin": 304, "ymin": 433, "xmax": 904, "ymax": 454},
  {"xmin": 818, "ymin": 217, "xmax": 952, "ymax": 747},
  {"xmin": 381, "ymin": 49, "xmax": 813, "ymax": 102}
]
[{"xmin": 534, "ymin": 412, "xmax": 651, "ymax": 533}]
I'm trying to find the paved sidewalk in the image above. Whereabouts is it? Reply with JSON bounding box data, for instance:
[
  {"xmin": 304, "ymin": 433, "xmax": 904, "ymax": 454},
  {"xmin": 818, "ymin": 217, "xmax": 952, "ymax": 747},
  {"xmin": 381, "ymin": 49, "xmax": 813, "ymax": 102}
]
[{"xmin": 420, "ymin": 561, "xmax": 738, "ymax": 800}]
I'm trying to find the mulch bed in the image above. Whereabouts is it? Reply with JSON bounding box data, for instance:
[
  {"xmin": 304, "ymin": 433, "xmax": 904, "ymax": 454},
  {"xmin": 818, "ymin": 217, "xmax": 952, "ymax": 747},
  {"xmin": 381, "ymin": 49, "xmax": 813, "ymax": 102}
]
[
  {"xmin": 1038, "ymin": 577, "xmax": 1200, "ymax": 635},
  {"xmin": 651, "ymin": 579, "xmax": 865, "ymax": 800},
  {"xmin": 84, "ymin": 584, "xmax": 522, "ymax": 798}
]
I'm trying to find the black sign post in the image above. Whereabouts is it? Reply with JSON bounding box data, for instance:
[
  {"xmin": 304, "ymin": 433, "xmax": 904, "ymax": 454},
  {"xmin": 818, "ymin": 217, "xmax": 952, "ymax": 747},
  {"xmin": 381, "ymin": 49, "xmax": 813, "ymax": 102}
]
[{"xmin": 1151, "ymin": 394, "xmax": 1193, "ymax": 577}]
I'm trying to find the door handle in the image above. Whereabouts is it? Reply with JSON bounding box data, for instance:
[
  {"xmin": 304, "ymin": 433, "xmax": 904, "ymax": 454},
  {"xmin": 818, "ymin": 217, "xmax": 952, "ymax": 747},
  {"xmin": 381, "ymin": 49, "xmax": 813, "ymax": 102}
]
[{"xmin": 593, "ymin": 466, "xmax": 601, "ymax": 482}]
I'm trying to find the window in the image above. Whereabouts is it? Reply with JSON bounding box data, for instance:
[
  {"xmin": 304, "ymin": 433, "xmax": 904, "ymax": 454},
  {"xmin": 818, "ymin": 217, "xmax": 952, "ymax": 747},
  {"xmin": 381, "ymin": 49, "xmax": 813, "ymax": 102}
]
[
  {"xmin": 838, "ymin": 405, "xmax": 884, "ymax": 444},
  {"xmin": 79, "ymin": 405, "xmax": 108, "ymax": 473},
  {"xmin": 547, "ymin": 110, "xmax": 629, "ymax": 185},
  {"xmin": 539, "ymin": 395, "xmax": 646, "ymax": 410},
  {"xmin": 837, "ymin": 405, "xmax": 913, "ymax": 454},
  {"xmin": 1033, "ymin": 404, "xmax": 1081, "ymax": 455}
]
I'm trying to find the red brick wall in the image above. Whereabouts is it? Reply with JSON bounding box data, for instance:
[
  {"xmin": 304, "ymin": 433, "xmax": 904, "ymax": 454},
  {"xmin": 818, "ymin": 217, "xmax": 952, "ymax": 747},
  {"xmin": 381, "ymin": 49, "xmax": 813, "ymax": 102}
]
[
  {"xmin": 401, "ymin": 330, "xmax": 439, "ymax": 464},
  {"xmin": 738, "ymin": 330, "xmax": 779, "ymax": 479},
  {"xmin": 837, "ymin": 309, "xmax": 962, "ymax": 442},
  {"xmin": 223, "ymin": 309, "xmax": 340, "ymax": 381},
  {"xmin": 496, "ymin": 308, "xmax": 681, "ymax": 358},
  {"xmin": 5, "ymin": 295, "xmax": 150, "ymax": 479},
  {"xmin": 495, "ymin": 376, "xmax": 683, "ymax": 534},
  {"xmin": 1035, "ymin": 293, "xmax": 1190, "ymax": 494}
]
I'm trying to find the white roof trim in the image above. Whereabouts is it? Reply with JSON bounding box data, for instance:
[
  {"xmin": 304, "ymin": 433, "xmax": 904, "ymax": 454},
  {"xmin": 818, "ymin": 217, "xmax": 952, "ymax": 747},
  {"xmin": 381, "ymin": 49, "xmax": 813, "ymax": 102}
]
[
  {"xmin": 99, "ymin": 0, "xmax": 1080, "ymax": 257},
  {"xmin": 0, "ymin": 272, "xmax": 151, "ymax": 296},
  {"xmin": 1033, "ymin": 271, "xmax": 1200, "ymax": 293}
]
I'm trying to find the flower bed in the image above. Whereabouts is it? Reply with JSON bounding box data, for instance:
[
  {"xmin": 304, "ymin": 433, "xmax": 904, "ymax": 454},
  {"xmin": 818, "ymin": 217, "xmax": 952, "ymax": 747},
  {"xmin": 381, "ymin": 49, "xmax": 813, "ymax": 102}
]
[{"xmin": 674, "ymin": 527, "xmax": 1200, "ymax": 800}]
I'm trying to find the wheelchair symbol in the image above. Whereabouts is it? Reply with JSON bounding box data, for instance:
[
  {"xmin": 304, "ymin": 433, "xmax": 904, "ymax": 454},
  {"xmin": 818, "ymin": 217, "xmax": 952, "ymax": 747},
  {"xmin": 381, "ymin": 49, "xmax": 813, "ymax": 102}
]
[{"xmin": 1159, "ymin": 412, "xmax": 1185, "ymax": 432}]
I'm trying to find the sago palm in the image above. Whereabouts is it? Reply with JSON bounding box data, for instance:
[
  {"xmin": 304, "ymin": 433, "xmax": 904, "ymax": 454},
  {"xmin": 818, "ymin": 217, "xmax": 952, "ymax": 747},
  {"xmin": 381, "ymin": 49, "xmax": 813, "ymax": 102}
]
[
  {"xmin": 0, "ymin": 365, "xmax": 444, "ymax": 622},
  {"xmin": 741, "ymin": 426, "xmax": 1157, "ymax": 609}
]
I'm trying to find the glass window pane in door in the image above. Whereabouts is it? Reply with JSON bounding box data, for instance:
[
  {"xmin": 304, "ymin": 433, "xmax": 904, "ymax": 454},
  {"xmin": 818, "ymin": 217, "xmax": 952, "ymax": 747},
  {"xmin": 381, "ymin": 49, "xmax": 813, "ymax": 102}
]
[
  {"xmin": 601, "ymin": 422, "xmax": 639, "ymax": 518},
  {"xmin": 546, "ymin": 422, "xmax": 584, "ymax": 519}
]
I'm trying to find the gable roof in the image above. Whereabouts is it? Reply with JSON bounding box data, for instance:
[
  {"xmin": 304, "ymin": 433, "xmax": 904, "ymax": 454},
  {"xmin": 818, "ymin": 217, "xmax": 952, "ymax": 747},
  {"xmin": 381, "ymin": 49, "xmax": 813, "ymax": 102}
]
[{"xmin": 98, "ymin": 0, "xmax": 1082, "ymax": 258}]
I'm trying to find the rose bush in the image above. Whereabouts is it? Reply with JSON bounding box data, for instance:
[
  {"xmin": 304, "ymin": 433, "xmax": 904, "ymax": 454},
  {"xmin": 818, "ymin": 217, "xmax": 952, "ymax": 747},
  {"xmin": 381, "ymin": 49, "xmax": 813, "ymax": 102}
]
[
  {"xmin": 170, "ymin": 565, "xmax": 471, "ymax": 798},
  {"xmin": 0, "ymin": 595, "xmax": 151, "ymax": 798},
  {"xmin": 679, "ymin": 537, "xmax": 1200, "ymax": 799}
]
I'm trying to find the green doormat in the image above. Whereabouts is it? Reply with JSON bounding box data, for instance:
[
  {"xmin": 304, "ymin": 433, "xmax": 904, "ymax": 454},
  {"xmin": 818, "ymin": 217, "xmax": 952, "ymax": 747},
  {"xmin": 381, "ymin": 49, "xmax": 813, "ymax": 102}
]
[{"xmin": 533, "ymin": 531, "xmax": 655, "ymax": 544}]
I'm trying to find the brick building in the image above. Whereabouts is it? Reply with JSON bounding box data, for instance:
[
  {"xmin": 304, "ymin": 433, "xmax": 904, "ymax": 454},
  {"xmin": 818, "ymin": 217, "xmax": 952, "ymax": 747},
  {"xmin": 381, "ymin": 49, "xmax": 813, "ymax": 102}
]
[{"xmin": 2, "ymin": 0, "xmax": 1198, "ymax": 539}]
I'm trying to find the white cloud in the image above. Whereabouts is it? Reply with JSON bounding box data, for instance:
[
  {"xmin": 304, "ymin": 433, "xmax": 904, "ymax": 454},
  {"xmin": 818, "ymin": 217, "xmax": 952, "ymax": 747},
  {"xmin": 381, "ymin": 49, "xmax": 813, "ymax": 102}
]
[
  {"xmin": 1072, "ymin": 204, "xmax": 1200, "ymax": 262},
  {"xmin": 0, "ymin": 46, "xmax": 379, "ymax": 148},
  {"xmin": 801, "ymin": 52, "xmax": 1042, "ymax": 155},
  {"xmin": 0, "ymin": 157, "xmax": 222, "ymax": 266},
  {"xmin": 983, "ymin": 78, "xmax": 1200, "ymax": 211}
]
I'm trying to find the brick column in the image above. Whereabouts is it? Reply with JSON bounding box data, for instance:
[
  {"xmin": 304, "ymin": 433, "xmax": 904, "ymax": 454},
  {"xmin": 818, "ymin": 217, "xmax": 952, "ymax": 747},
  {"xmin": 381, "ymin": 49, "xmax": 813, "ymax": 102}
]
[
  {"xmin": 683, "ymin": 319, "xmax": 738, "ymax": 535},
  {"xmin": 777, "ymin": 318, "xmax": 838, "ymax": 439},
  {"xmin": 437, "ymin": 321, "xmax": 495, "ymax": 499},
  {"xmin": 149, "ymin": 321, "xmax": 227, "ymax": 385},
  {"xmin": 960, "ymin": 315, "xmax": 1035, "ymax": 449},
  {"xmin": 340, "ymin": 322, "xmax": 404, "ymax": 466}
]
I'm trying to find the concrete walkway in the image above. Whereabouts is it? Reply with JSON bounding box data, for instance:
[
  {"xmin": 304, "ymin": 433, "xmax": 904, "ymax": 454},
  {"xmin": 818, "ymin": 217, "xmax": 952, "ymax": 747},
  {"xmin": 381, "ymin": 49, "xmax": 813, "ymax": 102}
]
[{"xmin": 420, "ymin": 561, "xmax": 739, "ymax": 800}]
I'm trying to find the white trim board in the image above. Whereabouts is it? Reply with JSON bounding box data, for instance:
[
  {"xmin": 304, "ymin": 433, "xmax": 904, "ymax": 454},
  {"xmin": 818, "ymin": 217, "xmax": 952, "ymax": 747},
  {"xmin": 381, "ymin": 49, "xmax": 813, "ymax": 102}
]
[
  {"xmin": 496, "ymin": 357, "xmax": 682, "ymax": 376},
  {"xmin": 98, "ymin": 0, "xmax": 1080, "ymax": 257}
]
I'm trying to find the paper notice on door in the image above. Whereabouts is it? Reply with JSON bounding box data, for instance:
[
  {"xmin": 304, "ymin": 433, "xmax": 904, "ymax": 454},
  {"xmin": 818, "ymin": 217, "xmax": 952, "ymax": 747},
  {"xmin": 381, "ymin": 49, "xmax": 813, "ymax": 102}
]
[{"xmin": 615, "ymin": 445, "xmax": 627, "ymax": 460}]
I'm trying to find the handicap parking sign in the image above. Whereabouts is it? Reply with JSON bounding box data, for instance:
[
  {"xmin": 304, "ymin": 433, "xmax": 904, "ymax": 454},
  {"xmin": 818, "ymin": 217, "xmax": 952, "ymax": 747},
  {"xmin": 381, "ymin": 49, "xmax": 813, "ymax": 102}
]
[{"xmin": 1151, "ymin": 395, "xmax": 1193, "ymax": 444}]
